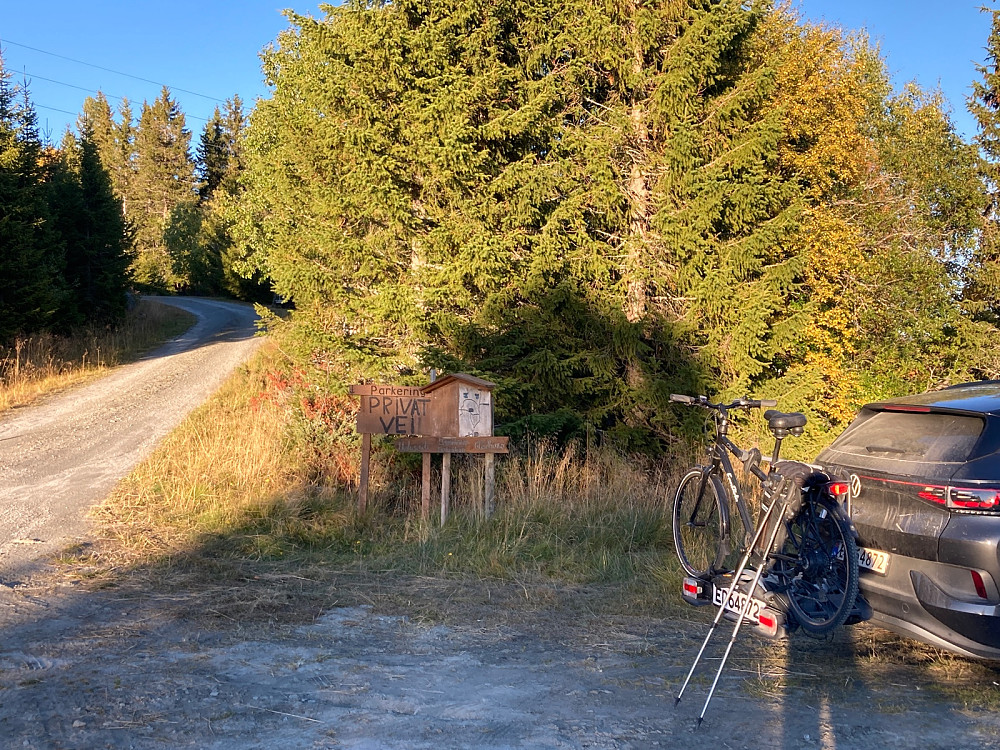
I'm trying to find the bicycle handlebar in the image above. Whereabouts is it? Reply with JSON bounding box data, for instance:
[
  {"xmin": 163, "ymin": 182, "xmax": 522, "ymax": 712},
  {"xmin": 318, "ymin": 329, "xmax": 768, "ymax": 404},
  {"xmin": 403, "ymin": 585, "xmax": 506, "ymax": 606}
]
[
  {"xmin": 669, "ymin": 394, "xmax": 698, "ymax": 404},
  {"xmin": 669, "ymin": 394, "xmax": 777, "ymax": 410}
]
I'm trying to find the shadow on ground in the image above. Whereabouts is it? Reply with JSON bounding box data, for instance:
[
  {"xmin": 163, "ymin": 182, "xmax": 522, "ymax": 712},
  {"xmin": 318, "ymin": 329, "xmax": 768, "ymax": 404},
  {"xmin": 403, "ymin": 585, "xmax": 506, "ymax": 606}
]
[{"xmin": 3, "ymin": 533, "xmax": 1000, "ymax": 749}]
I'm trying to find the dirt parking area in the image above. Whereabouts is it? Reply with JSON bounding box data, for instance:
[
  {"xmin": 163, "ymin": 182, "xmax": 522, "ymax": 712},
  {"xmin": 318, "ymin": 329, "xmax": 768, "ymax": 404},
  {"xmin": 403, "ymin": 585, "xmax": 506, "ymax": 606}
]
[{"xmin": 2, "ymin": 564, "xmax": 1000, "ymax": 749}]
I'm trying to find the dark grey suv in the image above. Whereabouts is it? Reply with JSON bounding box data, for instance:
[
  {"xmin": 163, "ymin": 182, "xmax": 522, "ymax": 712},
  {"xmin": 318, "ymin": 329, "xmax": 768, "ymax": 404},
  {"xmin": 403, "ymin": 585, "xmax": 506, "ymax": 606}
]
[{"xmin": 816, "ymin": 381, "xmax": 1000, "ymax": 660}]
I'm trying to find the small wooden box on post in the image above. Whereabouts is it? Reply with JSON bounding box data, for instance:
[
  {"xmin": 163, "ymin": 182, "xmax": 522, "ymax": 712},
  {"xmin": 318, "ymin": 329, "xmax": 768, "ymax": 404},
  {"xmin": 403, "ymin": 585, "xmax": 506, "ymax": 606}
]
[{"xmin": 349, "ymin": 374, "xmax": 508, "ymax": 521}]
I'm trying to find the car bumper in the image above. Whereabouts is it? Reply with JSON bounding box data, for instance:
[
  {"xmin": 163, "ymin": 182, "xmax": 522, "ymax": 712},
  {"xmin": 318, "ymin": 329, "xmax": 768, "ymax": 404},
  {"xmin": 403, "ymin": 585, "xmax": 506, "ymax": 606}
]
[{"xmin": 860, "ymin": 555, "xmax": 1000, "ymax": 660}]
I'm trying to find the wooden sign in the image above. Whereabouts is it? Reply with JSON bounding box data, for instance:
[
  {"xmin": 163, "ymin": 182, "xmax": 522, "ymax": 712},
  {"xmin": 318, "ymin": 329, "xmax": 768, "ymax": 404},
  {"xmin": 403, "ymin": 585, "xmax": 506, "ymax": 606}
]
[
  {"xmin": 396, "ymin": 436, "xmax": 509, "ymax": 454},
  {"xmin": 351, "ymin": 384, "xmax": 433, "ymax": 435},
  {"xmin": 349, "ymin": 376, "xmax": 503, "ymax": 520}
]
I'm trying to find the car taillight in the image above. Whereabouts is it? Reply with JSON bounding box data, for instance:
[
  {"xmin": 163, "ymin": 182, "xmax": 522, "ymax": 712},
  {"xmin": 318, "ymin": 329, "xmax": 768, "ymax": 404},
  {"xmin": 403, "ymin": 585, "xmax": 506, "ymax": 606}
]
[
  {"xmin": 917, "ymin": 486, "xmax": 947, "ymax": 505},
  {"xmin": 948, "ymin": 488, "xmax": 1000, "ymax": 511}
]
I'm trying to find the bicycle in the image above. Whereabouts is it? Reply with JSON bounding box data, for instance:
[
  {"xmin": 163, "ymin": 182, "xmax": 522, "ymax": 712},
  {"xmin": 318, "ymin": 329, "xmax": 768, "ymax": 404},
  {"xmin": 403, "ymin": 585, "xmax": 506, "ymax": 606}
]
[
  {"xmin": 670, "ymin": 393, "xmax": 860, "ymax": 635},
  {"xmin": 668, "ymin": 394, "xmax": 864, "ymax": 725}
]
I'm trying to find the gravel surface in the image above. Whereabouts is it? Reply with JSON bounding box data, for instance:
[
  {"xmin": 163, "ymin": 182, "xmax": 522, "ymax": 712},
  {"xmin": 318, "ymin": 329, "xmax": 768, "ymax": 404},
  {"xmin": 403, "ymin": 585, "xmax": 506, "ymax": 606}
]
[
  {"xmin": 2, "ymin": 296, "xmax": 1000, "ymax": 748},
  {"xmin": 2, "ymin": 582, "xmax": 1000, "ymax": 749}
]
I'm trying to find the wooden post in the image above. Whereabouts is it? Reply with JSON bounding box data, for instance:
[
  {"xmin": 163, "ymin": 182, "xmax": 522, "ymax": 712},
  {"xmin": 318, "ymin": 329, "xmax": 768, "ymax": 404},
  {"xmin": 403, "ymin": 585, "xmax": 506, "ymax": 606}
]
[
  {"xmin": 484, "ymin": 452, "xmax": 496, "ymax": 517},
  {"xmin": 441, "ymin": 452, "xmax": 451, "ymax": 525},
  {"xmin": 421, "ymin": 451, "xmax": 432, "ymax": 520},
  {"xmin": 358, "ymin": 432, "xmax": 371, "ymax": 513}
]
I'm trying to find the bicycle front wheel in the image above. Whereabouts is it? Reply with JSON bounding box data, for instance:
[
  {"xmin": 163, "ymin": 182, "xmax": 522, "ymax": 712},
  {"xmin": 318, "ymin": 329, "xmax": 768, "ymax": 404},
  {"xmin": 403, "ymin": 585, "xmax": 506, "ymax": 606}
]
[
  {"xmin": 672, "ymin": 469, "xmax": 728, "ymax": 579},
  {"xmin": 779, "ymin": 496, "xmax": 859, "ymax": 635}
]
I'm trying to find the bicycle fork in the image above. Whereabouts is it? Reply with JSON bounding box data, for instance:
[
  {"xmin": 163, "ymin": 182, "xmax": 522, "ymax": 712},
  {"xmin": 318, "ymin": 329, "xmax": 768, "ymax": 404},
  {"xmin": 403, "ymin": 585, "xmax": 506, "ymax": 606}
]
[{"xmin": 674, "ymin": 492, "xmax": 789, "ymax": 727}]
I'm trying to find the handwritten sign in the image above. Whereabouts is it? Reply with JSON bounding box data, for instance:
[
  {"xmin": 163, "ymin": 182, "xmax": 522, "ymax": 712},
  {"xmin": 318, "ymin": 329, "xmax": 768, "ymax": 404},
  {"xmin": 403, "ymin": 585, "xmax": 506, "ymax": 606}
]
[
  {"xmin": 350, "ymin": 384, "xmax": 432, "ymax": 435},
  {"xmin": 349, "ymin": 376, "xmax": 503, "ymax": 520}
]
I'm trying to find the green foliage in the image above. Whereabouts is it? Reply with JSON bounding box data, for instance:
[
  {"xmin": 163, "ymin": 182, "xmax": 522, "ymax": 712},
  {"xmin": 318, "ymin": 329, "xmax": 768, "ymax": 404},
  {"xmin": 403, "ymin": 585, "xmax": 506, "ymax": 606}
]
[
  {"xmin": 76, "ymin": 89, "xmax": 258, "ymax": 300},
  {"xmin": 230, "ymin": 1, "xmax": 1000, "ymax": 453},
  {"xmin": 0, "ymin": 64, "xmax": 66, "ymax": 342},
  {"xmin": 234, "ymin": 0, "xmax": 803, "ymax": 447},
  {"xmin": 0, "ymin": 57, "xmax": 131, "ymax": 342},
  {"xmin": 967, "ymin": 8, "xmax": 1000, "ymax": 335},
  {"xmin": 58, "ymin": 129, "xmax": 133, "ymax": 324}
]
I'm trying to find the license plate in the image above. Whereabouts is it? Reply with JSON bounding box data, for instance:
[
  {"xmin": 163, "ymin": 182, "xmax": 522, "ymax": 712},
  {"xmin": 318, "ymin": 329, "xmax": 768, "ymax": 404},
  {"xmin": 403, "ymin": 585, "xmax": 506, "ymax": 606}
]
[
  {"xmin": 712, "ymin": 584, "xmax": 765, "ymax": 623},
  {"xmin": 858, "ymin": 546, "xmax": 890, "ymax": 575}
]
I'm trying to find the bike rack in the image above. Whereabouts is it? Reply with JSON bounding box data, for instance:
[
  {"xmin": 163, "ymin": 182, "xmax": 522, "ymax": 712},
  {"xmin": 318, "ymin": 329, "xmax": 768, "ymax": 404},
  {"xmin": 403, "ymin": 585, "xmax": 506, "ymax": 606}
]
[{"xmin": 674, "ymin": 487, "xmax": 790, "ymax": 727}]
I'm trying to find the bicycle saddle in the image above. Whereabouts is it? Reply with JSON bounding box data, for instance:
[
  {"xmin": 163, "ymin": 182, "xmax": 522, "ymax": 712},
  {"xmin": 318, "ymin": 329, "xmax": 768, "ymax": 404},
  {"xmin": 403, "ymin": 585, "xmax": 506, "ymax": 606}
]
[{"xmin": 764, "ymin": 409, "xmax": 806, "ymax": 436}]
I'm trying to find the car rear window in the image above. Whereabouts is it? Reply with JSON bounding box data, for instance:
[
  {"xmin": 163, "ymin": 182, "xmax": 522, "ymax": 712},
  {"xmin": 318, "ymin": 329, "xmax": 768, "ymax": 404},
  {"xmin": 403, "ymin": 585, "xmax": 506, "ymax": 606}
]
[{"xmin": 823, "ymin": 409, "xmax": 985, "ymax": 477}]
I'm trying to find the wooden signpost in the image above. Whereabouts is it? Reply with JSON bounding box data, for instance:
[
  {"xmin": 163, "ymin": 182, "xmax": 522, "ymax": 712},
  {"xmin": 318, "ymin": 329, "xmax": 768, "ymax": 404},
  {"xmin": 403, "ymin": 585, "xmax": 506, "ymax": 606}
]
[{"xmin": 349, "ymin": 374, "xmax": 506, "ymax": 522}]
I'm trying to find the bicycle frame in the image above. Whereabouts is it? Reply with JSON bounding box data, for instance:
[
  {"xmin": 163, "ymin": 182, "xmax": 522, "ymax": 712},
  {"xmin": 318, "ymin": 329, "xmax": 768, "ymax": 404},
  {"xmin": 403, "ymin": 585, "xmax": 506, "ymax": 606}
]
[{"xmin": 694, "ymin": 406, "xmax": 776, "ymax": 561}]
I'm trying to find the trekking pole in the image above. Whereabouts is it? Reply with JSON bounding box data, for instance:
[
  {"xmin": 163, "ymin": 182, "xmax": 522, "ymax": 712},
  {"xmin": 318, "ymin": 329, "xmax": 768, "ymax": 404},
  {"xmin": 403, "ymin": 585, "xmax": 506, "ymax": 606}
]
[
  {"xmin": 674, "ymin": 491, "xmax": 780, "ymax": 707},
  {"xmin": 695, "ymin": 493, "xmax": 791, "ymax": 728}
]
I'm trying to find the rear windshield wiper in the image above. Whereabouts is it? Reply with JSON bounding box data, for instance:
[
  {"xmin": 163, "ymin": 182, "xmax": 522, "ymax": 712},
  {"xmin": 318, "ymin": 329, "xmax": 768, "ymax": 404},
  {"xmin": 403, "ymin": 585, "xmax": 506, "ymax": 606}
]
[{"xmin": 865, "ymin": 445, "xmax": 907, "ymax": 455}]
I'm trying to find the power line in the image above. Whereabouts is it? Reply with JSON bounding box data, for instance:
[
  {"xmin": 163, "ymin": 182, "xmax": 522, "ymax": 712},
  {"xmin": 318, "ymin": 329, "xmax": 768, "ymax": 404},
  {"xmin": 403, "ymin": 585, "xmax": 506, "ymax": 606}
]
[
  {"xmin": 19, "ymin": 71, "xmax": 126, "ymax": 101},
  {"xmin": 1, "ymin": 38, "xmax": 225, "ymax": 103},
  {"xmin": 33, "ymin": 100, "xmax": 209, "ymax": 125},
  {"xmin": 35, "ymin": 103, "xmax": 79, "ymax": 117},
  {"xmin": 18, "ymin": 69, "xmax": 210, "ymax": 124}
]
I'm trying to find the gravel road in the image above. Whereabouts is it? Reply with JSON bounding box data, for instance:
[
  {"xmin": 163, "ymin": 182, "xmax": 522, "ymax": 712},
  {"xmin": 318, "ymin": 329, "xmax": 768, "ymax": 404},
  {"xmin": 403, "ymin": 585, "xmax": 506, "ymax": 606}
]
[{"xmin": 0, "ymin": 296, "xmax": 261, "ymax": 585}]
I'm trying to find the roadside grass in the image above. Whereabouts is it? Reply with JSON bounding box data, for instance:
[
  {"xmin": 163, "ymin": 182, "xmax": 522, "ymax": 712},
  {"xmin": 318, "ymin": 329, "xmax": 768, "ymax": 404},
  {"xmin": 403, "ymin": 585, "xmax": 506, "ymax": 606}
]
[
  {"xmin": 0, "ymin": 299, "xmax": 195, "ymax": 413},
  {"xmin": 79, "ymin": 342, "xmax": 685, "ymax": 623}
]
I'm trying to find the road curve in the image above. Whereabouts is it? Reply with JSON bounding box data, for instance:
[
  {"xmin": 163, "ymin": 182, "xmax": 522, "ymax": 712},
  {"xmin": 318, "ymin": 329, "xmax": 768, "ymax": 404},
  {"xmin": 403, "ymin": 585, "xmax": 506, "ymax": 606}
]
[{"xmin": 0, "ymin": 297, "xmax": 263, "ymax": 583}]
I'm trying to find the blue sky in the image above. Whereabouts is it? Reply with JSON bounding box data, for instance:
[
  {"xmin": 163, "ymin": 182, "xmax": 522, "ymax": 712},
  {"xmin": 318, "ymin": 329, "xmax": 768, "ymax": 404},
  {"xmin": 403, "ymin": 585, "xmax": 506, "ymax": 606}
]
[
  {"xmin": 1, "ymin": 1, "xmax": 312, "ymax": 141},
  {"xmin": 0, "ymin": 1, "xmax": 995, "ymax": 142},
  {"xmin": 803, "ymin": 1, "xmax": 994, "ymax": 140}
]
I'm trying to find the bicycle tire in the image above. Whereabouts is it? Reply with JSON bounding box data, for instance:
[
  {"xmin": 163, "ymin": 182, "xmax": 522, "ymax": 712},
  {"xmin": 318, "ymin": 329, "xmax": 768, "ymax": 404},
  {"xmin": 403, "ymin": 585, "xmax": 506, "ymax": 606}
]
[
  {"xmin": 672, "ymin": 469, "xmax": 728, "ymax": 579},
  {"xmin": 778, "ymin": 495, "xmax": 859, "ymax": 635}
]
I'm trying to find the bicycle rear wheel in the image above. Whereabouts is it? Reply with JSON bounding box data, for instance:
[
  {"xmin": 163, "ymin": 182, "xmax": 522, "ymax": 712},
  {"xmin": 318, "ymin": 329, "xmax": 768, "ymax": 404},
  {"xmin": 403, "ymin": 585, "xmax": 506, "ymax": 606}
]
[
  {"xmin": 778, "ymin": 495, "xmax": 859, "ymax": 635},
  {"xmin": 672, "ymin": 469, "xmax": 728, "ymax": 579}
]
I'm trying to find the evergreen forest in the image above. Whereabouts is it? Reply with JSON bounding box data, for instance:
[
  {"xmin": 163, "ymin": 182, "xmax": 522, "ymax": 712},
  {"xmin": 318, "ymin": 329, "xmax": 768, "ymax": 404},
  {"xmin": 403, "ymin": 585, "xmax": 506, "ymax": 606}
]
[{"xmin": 7, "ymin": 0, "xmax": 1000, "ymax": 452}]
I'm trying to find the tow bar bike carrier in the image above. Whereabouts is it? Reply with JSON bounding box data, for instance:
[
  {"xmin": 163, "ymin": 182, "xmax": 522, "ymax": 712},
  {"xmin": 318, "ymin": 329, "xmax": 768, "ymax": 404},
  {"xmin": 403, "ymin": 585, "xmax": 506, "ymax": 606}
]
[{"xmin": 674, "ymin": 485, "xmax": 789, "ymax": 727}]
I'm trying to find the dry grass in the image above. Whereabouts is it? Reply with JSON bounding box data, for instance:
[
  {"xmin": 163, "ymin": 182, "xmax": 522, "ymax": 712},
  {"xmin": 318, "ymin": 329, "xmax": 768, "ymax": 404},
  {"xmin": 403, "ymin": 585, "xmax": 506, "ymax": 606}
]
[
  {"xmin": 73, "ymin": 343, "xmax": 687, "ymax": 625},
  {"xmin": 0, "ymin": 299, "xmax": 195, "ymax": 413}
]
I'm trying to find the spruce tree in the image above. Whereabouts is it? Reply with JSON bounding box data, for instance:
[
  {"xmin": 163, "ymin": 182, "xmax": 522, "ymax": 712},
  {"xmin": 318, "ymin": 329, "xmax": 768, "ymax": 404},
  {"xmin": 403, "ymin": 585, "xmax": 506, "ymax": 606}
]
[
  {"xmin": 968, "ymin": 7, "xmax": 1000, "ymax": 326},
  {"xmin": 189, "ymin": 96, "xmax": 249, "ymax": 295},
  {"xmin": 129, "ymin": 87, "xmax": 196, "ymax": 290},
  {"xmin": 235, "ymin": 0, "xmax": 987, "ymax": 447},
  {"xmin": 0, "ymin": 59, "xmax": 64, "ymax": 341},
  {"xmin": 78, "ymin": 92, "xmax": 134, "ymax": 212},
  {"xmin": 196, "ymin": 108, "xmax": 227, "ymax": 202},
  {"xmin": 235, "ymin": 0, "xmax": 801, "ymax": 445},
  {"xmin": 75, "ymin": 127, "xmax": 133, "ymax": 320}
]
